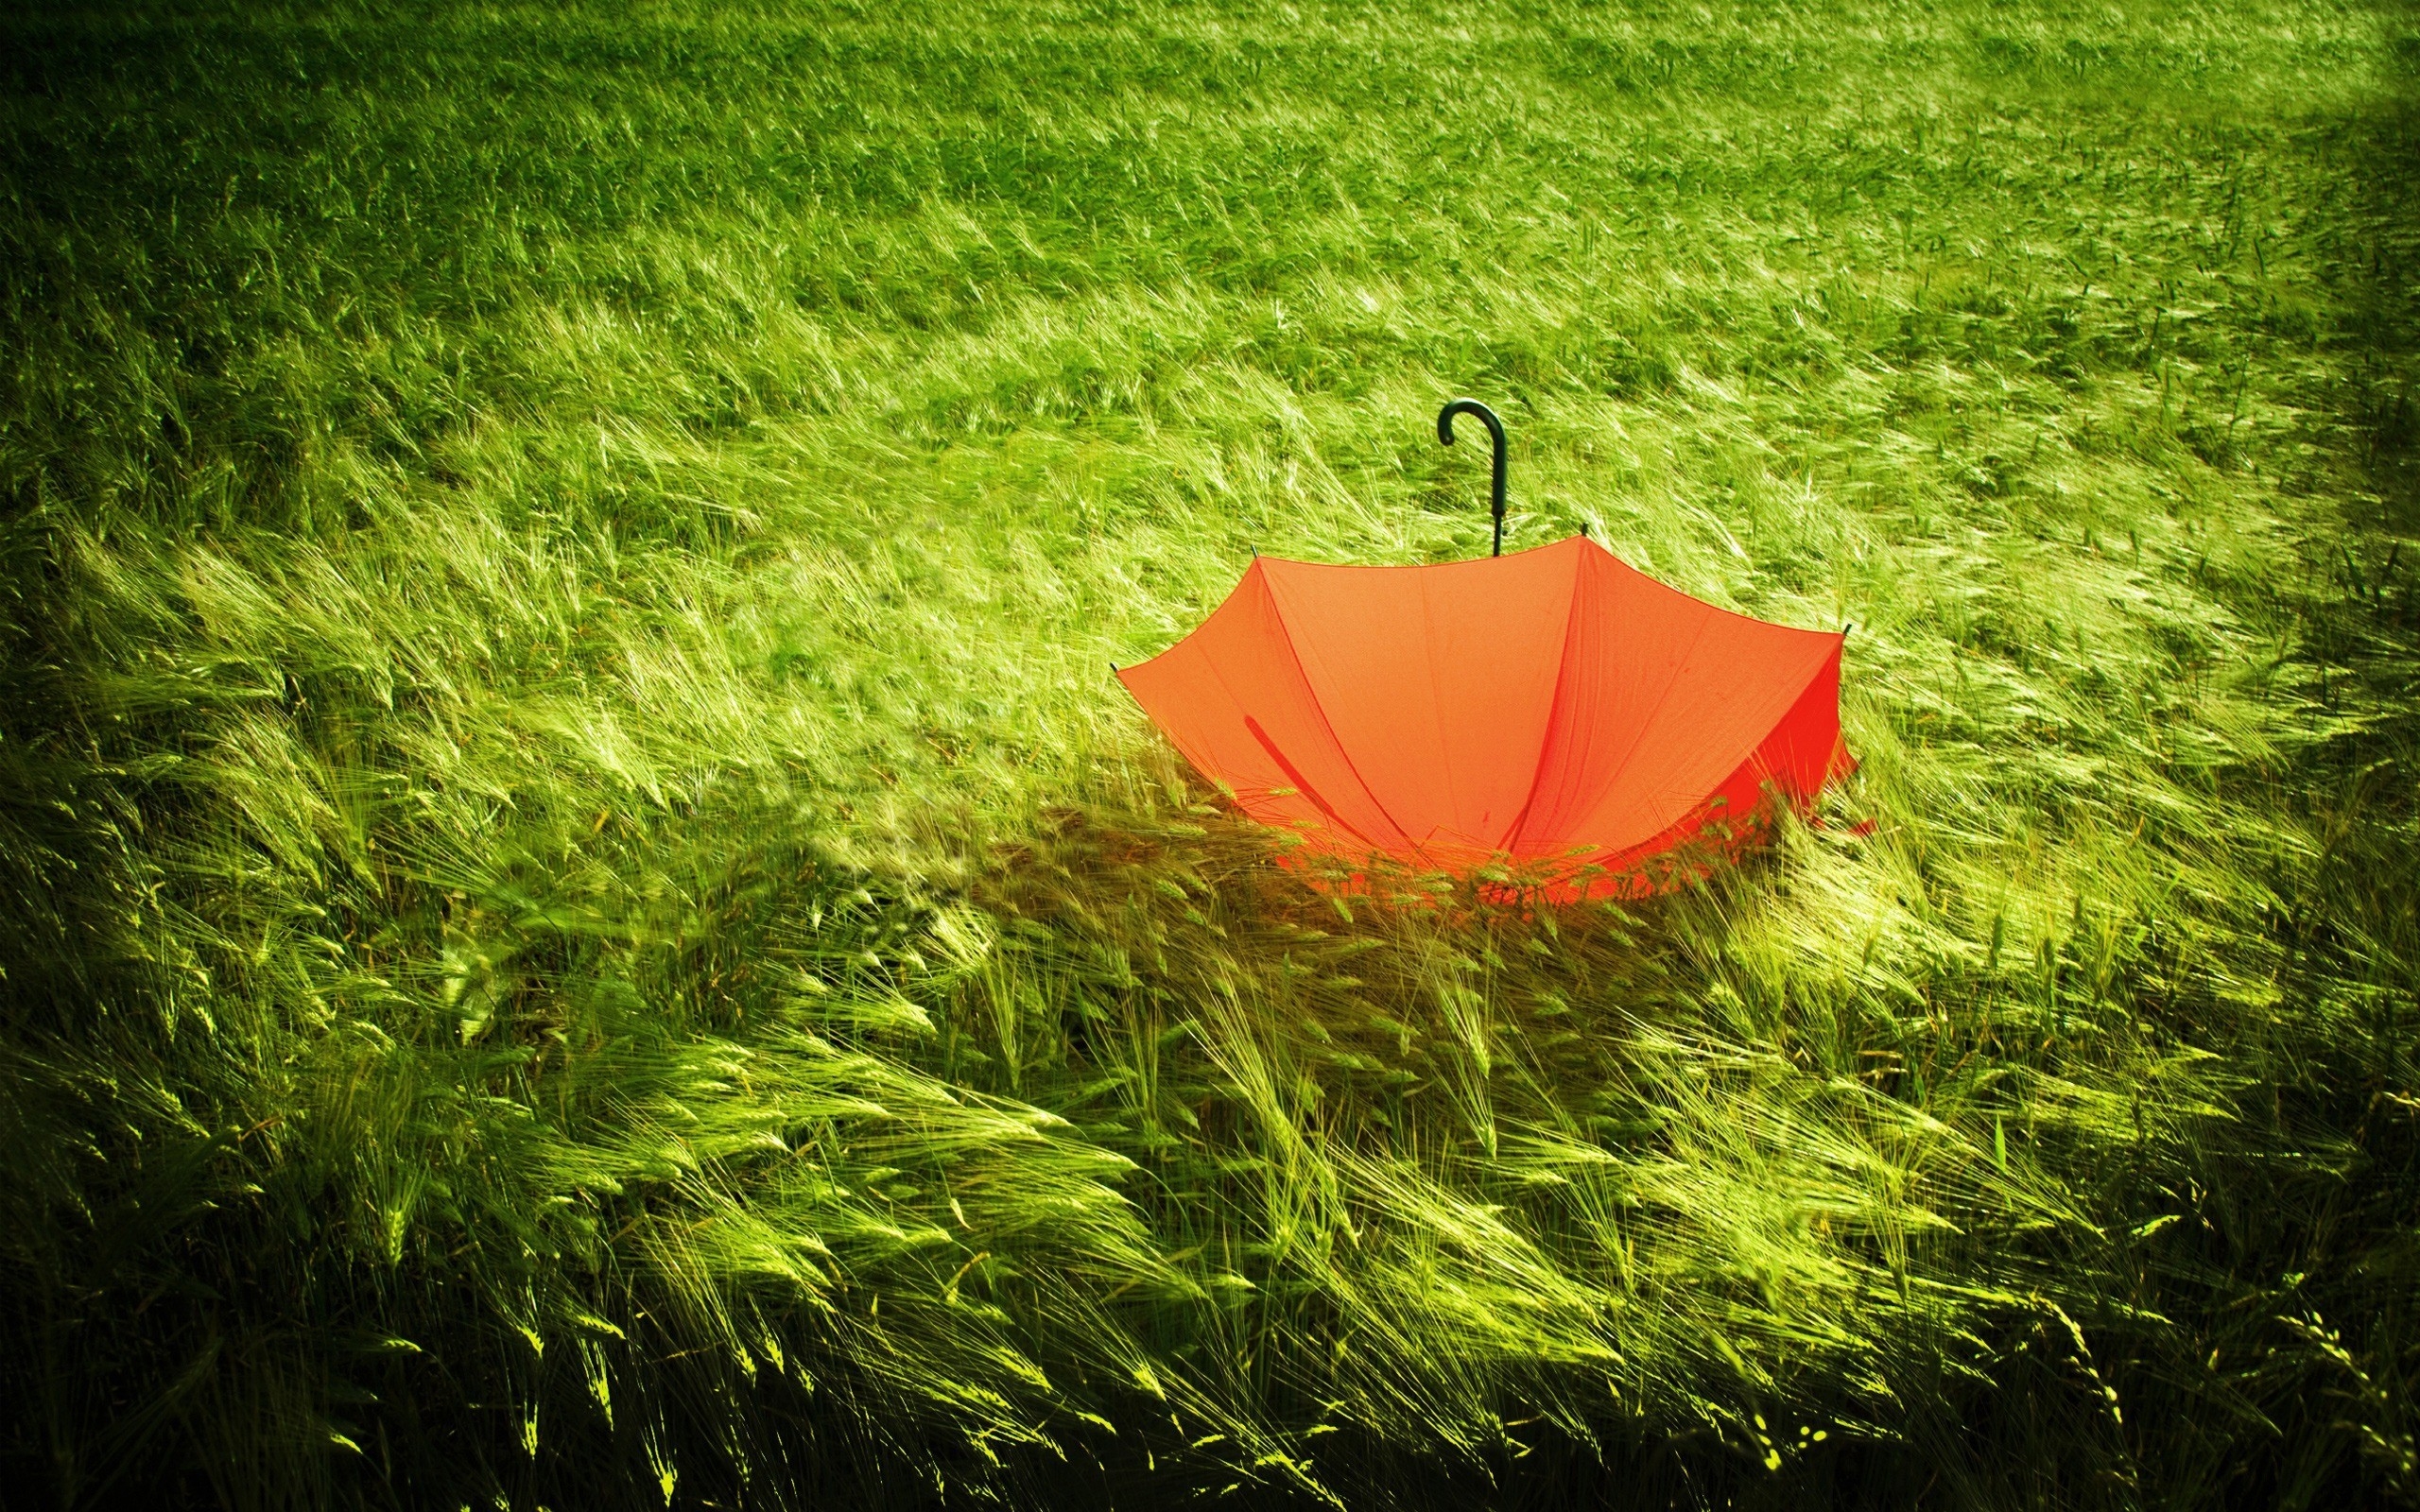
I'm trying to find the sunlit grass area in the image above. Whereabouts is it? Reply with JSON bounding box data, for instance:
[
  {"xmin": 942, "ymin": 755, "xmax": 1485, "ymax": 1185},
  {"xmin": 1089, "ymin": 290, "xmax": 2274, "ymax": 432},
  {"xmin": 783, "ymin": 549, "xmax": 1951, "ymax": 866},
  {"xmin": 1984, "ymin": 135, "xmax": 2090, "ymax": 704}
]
[{"xmin": 4, "ymin": 1, "xmax": 2418, "ymax": 1506}]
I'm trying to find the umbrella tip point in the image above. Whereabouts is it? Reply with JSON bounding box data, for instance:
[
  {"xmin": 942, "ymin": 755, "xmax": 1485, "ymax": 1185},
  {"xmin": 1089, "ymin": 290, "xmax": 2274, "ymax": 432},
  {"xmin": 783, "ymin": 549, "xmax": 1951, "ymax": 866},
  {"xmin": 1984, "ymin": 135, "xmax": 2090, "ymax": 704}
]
[{"xmin": 1841, "ymin": 621, "xmax": 1858, "ymax": 637}]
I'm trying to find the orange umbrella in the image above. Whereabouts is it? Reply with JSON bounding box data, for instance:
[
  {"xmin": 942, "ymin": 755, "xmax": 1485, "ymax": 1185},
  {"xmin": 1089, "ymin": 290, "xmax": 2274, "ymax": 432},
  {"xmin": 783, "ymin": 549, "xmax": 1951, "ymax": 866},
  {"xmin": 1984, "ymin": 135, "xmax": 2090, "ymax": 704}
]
[{"xmin": 1116, "ymin": 403, "xmax": 1852, "ymax": 898}]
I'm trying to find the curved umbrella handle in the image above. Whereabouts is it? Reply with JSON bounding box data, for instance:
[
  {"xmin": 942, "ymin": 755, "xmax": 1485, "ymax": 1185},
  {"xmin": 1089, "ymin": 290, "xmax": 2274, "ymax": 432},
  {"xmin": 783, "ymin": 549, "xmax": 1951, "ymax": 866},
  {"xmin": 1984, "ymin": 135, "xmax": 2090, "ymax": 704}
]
[{"xmin": 1436, "ymin": 398, "xmax": 1508, "ymax": 557}]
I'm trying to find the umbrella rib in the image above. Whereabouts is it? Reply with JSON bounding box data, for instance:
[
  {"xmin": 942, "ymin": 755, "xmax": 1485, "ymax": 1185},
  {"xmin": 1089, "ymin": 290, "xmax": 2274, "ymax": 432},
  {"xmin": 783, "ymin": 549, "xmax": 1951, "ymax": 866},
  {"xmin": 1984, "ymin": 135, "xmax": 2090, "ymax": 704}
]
[
  {"xmin": 1589, "ymin": 657, "xmax": 1837, "ymax": 877},
  {"xmin": 1500, "ymin": 546, "xmax": 1594, "ymax": 856},
  {"xmin": 1185, "ymin": 645, "xmax": 1374, "ymax": 844},
  {"xmin": 1259, "ymin": 569, "xmax": 1419, "ymax": 854},
  {"xmin": 1246, "ymin": 715, "xmax": 1377, "ymax": 849},
  {"xmin": 1592, "ymin": 610, "xmax": 1720, "ymax": 844},
  {"xmin": 1417, "ymin": 573, "xmax": 1462, "ymax": 849}
]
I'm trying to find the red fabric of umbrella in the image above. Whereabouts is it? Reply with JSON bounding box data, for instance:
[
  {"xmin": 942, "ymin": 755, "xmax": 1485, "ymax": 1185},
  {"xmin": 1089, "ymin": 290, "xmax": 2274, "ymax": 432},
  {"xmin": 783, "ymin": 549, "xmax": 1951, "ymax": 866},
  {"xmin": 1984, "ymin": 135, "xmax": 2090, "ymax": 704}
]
[{"xmin": 1116, "ymin": 535, "xmax": 1851, "ymax": 897}]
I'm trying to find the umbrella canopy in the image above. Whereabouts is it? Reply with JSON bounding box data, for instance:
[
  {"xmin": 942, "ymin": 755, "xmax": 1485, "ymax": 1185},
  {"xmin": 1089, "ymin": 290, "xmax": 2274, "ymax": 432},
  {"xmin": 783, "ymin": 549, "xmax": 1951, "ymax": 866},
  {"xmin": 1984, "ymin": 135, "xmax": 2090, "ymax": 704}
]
[{"xmin": 1116, "ymin": 535, "xmax": 1851, "ymax": 896}]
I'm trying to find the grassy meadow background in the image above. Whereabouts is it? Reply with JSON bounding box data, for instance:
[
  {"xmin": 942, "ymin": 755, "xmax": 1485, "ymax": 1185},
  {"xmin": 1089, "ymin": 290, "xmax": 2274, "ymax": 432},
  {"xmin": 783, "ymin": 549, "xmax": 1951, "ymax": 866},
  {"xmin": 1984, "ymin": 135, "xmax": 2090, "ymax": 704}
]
[{"xmin": 4, "ymin": 0, "xmax": 2418, "ymax": 1505}]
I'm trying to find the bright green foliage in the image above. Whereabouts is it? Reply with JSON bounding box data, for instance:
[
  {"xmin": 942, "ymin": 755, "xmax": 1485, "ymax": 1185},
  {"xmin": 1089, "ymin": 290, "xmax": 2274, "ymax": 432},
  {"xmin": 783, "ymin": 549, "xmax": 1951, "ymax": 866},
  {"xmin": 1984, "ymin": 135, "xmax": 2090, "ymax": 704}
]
[{"xmin": 3, "ymin": 1, "xmax": 2417, "ymax": 1506}]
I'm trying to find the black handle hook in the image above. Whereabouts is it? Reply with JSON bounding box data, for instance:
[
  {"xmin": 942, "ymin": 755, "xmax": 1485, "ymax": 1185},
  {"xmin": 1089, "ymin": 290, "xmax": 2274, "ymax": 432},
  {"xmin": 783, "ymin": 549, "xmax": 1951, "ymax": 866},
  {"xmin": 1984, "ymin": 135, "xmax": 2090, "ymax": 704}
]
[{"xmin": 1436, "ymin": 398, "xmax": 1507, "ymax": 557}]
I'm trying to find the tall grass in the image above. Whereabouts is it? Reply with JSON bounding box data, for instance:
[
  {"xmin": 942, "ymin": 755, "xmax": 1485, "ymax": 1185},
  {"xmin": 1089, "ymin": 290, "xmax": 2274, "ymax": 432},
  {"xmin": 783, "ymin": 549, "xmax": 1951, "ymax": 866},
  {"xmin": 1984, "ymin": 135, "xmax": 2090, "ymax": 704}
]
[{"xmin": 3, "ymin": 0, "xmax": 2417, "ymax": 1505}]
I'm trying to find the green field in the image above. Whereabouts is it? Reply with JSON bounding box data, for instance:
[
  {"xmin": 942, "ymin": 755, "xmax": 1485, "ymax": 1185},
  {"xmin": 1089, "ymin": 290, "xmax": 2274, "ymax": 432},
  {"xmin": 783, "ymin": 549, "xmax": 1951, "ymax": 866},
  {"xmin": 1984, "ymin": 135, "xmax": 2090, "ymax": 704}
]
[{"xmin": 4, "ymin": 0, "xmax": 2417, "ymax": 1505}]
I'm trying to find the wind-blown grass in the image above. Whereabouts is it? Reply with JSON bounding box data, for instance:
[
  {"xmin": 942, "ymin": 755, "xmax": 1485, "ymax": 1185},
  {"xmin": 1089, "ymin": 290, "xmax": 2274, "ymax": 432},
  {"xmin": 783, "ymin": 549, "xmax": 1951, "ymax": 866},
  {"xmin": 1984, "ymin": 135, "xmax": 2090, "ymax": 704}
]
[{"xmin": 3, "ymin": 0, "xmax": 2417, "ymax": 1506}]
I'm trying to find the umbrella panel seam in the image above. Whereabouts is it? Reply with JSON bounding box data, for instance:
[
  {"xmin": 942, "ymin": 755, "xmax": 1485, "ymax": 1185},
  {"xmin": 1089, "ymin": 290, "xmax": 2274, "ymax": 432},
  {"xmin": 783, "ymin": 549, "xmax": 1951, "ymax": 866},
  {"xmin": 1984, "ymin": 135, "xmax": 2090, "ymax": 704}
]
[{"xmin": 1254, "ymin": 561, "xmax": 1421, "ymax": 854}]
